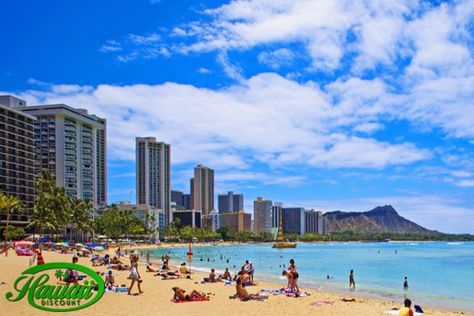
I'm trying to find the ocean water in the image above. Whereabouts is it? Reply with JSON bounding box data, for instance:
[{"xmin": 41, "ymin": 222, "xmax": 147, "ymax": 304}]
[{"xmin": 147, "ymin": 242, "xmax": 474, "ymax": 311}]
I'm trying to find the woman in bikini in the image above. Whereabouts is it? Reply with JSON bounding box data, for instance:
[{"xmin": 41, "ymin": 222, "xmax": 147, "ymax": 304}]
[
  {"xmin": 128, "ymin": 258, "xmax": 143, "ymax": 295},
  {"xmin": 172, "ymin": 287, "xmax": 207, "ymax": 301}
]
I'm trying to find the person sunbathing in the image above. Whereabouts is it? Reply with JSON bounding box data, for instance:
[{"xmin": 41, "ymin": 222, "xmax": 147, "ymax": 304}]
[
  {"xmin": 172, "ymin": 287, "xmax": 207, "ymax": 301},
  {"xmin": 110, "ymin": 256, "xmax": 122, "ymax": 264},
  {"xmin": 112, "ymin": 264, "xmax": 129, "ymax": 271},
  {"xmin": 234, "ymin": 279, "xmax": 265, "ymax": 301},
  {"xmin": 220, "ymin": 268, "xmax": 232, "ymax": 281},
  {"xmin": 203, "ymin": 269, "xmax": 221, "ymax": 282},
  {"xmin": 146, "ymin": 264, "xmax": 157, "ymax": 272},
  {"xmin": 105, "ymin": 271, "xmax": 116, "ymax": 286}
]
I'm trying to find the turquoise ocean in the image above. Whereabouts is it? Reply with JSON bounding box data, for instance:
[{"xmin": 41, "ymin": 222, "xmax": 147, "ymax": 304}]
[{"xmin": 148, "ymin": 242, "xmax": 474, "ymax": 311}]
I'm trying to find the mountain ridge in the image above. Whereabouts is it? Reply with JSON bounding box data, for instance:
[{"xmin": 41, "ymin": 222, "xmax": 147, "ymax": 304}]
[{"xmin": 324, "ymin": 205, "xmax": 430, "ymax": 233}]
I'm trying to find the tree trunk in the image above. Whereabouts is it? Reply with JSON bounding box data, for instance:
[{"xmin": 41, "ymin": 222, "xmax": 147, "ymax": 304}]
[{"xmin": 4, "ymin": 212, "xmax": 10, "ymax": 256}]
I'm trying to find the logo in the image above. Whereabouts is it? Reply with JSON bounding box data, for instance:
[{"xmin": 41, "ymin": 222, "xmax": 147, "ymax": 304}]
[{"xmin": 5, "ymin": 262, "xmax": 105, "ymax": 312}]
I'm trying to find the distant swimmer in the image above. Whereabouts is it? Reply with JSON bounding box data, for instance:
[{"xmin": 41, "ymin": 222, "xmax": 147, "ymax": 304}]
[
  {"xmin": 226, "ymin": 258, "xmax": 229, "ymax": 263},
  {"xmin": 349, "ymin": 270, "xmax": 355, "ymax": 291},
  {"xmin": 403, "ymin": 276, "xmax": 409, "ymax": 290}
]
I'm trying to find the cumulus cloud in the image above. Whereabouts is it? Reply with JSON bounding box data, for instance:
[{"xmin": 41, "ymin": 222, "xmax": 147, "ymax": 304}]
[
  {"xmin": 12, "ymin": 72, "xmax": 430, "ymax": 171},
  {"xmin": 257, "ymin": 48, "xmax": 295, "ymax": 69}
]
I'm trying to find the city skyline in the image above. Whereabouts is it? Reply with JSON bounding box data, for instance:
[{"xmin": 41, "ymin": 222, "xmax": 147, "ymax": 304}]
[{"xmin": 1, "ymin": 0, "xmax": 473, "ymax": 233}]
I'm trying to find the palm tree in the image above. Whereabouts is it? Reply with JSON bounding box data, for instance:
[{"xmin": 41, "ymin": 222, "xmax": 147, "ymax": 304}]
[
  {"xmin": 29, "ymin": 171, "xmax": 70, "ymax": 238},
  {"xmin": 144, "ymin": 212, "xmax": 158, "ymax": 242},
  {"xmin": 69, "ymin": 198, "xmax": 92, "ymax": 241},
  {"xmin": 0, "ymin": 193, "xmax": 23, "ymax": 256}
]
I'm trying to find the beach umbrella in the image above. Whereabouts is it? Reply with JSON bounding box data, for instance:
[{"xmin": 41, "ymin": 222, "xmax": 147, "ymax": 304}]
[
  {"xmin": 75, "ymin": 243, "xmax": 84, "ymax": 247},
  {"xmin": 15, "ymin": 241, "xmax": 33, "ymax": 247}
]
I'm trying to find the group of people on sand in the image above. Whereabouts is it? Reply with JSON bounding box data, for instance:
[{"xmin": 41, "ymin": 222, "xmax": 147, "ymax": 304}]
[{"xmin": 282, "ymin": 258, "xmax": 299, "ymax": 293}]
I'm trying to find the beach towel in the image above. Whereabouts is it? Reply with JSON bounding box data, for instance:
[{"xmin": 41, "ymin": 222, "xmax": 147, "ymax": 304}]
[
  {"xmin": 286, "ymin": 292, "xmax": 310, "ymax": 298},
  {"xmin": 310, "ymin": 300, "xmax": 334, "ymax": 307},
  {"xmin": 384, "ymin": 310, "xmax": 424, "ymax": 316},
  {"xmin": 172, "ymin": 297, "xmax": 209, "ymax": 303}
]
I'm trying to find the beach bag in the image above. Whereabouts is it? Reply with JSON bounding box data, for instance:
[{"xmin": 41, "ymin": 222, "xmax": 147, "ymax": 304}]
[{"xmin": 414, "ymin": 305, "xmax": 424, "ymax": 313}]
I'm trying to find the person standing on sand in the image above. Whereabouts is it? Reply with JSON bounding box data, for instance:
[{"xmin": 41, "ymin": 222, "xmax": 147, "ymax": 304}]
[
  {"xmin": 349, "ymin": 270, "xmax": 355, "ymax": 290},
  {"xmin": 128, "ymin": 257, "xmax": 143, "ymax": 295},
  {"xmin": 244, "ymin": 260, "xmax": 254, "ymax": 282}
]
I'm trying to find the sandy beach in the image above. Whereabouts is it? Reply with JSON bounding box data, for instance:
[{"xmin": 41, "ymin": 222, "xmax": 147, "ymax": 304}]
[{"xmin": 0, "ymin": 249, "xmax": 471, "ymax": 316}]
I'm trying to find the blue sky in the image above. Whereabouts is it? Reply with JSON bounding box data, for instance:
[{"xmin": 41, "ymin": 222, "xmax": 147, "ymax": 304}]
[{"xmin": 1, "ymin": 0, "xmax": 474, "ymax": 233}]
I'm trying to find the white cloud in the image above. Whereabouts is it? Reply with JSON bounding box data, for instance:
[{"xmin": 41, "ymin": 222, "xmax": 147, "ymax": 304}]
[
  {"xmin": 173, "ymin": 0, "xmax": 421, "ymax": 72},
  {"xmin": 99, "ymin": 40, "xmax": 122, "ymax": 53},
  {"xmin": 12, "ymin": 72, "xmax": 430, "ymax": 170},
  {"xmin": 457, "ymin": 180, "xmax": 474, "ymax": 187},
  {"xmin": 353, "ymin": 122, "xmax": 383, "ymax": 134},
  {"xmin": 216, "ymin": 51, "xmax": 244, "ymax": 81},
  {"xmin": 257, "ymin": 48, "xmax": 295, "ymax": 69},
  {"xmin": 197, "ymin": 67, "xmax": 211, "ymax": 74},
  {"xmin": 128, "ymin": 33, "xmax": 161, "ymax": 45}
]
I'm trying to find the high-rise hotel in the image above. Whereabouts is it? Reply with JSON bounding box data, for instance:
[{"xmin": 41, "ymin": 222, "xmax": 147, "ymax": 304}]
[
  {"xmin": 192, "ymin": 164, "xmax": 214, "ymax": 217},
  {"xmin": 136, "ymin": 137, "xmax": 171, "ymax": 224},
  {"xmin": 21, "ymin": 103, "xmax": 107, "ymax": 209},
  {"xmin": 0, "ymin": 96, "xmax": 36, "ymax": 225}
]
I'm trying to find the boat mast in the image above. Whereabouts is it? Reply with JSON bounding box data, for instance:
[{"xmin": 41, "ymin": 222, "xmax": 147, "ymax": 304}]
[{"xmin": 276, "ymin": 208, "xmax": 284, "ymax": 242}]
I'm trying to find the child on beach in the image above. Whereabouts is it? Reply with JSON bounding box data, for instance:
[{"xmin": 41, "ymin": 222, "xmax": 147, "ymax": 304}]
[{"xmin": 399, "ymin": 298, "xmax": 414, "ymax": 316}]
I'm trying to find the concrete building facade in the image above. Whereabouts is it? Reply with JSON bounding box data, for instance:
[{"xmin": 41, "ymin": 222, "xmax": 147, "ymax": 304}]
[
  {"xmin": 218, "ymin": 191, "xmax": 244, "ymax": 214},
  {"xmin": 304, "ymin": 210, "xmax": 327, "ymax": 234},
  {"xmin": 192, "ymin": 165, "xmax": 214, "ymax": 217},
  {"xmin": 171, "ymin": 209, "xmax": 201, "ymax": 228},
  {"xmin": 220, "ymin": 211, "xmax": 252, "ymax": 232},
  {"xmin": 0, "ymin": 96, "xmax": 36, "ymax": 225},
  {"xmin": 253, "ymin": 197, "xmax": 272, "ymax": 233},
  {"xmin": 171, "ymin": 190, "xmax": 184, "ymax": 209},
  {"xmin": 282, "ymin": 207, "xmax": 306, "ymax": 235},
  {"xmin": 271, "ymin": 202, "xmax": 283, "ymax": 228},
  {"xmin": 116, "ymin": 201, "xmax": 165, "ymax": 241},
  {"xmin": 136, "ymin": 137, "xmax": 171, "ymax": 224},
  {"xmin": 21, "ymin": 103, "xmax": 107, "ymax": 209}
]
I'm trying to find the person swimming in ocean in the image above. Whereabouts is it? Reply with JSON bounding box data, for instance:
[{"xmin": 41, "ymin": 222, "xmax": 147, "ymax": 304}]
[{"xmin": 403, "ymin": 276, "xmax": 409, "ymax": 290}]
